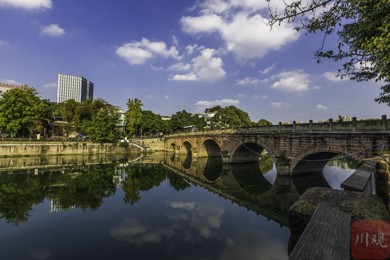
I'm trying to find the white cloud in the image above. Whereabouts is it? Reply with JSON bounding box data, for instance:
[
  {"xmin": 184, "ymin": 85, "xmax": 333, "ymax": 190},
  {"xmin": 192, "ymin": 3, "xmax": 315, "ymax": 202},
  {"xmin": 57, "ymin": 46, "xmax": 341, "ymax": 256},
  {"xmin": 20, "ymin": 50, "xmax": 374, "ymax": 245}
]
[
  {"xmin": 316, "ymin": 104, "xmax": 329, "ymax": 110},
  {"xmin": 323, "ymin": 72, "xmax": 345, "ymax": 82},
  {"xmin": 195, "ymin": 99, "xmax": 239, "ymax": 110},
  {"xmin": 260, "ymin": 63, "xmax": 276, "ymax": 75},
  {"xmin": 235, "ymin": 77, "xmax": 269, "ymax": 86},
  {"xmin": 237, "ymin": 93, "xmax": 245, "ymax": 98},
  {"xmin": 185, "ymin": 44, "xmax": 203, "ymax": 55},
  {"xmin": 41, "ymin": 24, "xmax": 65, "ymax": 37},
  {"xmin": 181, "ymin": 14, "xmax": 224, "ymax": 34},
  {"xmin": 150, "ymin": 65, "xmax": 164, "ymax": 71},
  {"xmin": 235, "ymin": 77, "xmax": 259, "ymax": 86},
  {"xmin": 271, "ymin": 101, "xmax": 290, "ymax": 108},
  {"xmin": 271, "ymin": 70, "xmax": 310, "ymax": 92},
  {"xmin": 253, "ymin": 94, "xmax": 267, "ymax": 99},
  {"xmin": 44, "ymin": 83, "xmax": 57, "ymax": 88},
  {"xmin": 0, "ymin": 0, "xmax": 52, "ymax": 10},
  {"xmin": 198, "ymin": 0, "xmax": 275, "ymax": 15},
  {"xmin": 221, "ymin": 13, "xmax": 299, "ymax": 60},
  {"xmin": 1, "ymin": 79, "xmax": 22, "ymax": 85},
  {"xmin": 172, "ymin": 35, "xmax": 179, "ymax": 46},
  {"xmin": 170, "ymin": 73, "xmax": 198, "ymax": 81},
  {"xmin": 170, "ymin": 48, "xmax": 225, "ymax": 82},
  {"xmin": 116, "ymin": 38, "xmax": 181, "ymax": 65},
  {"xmin": 168, "ymin": 62, "xmax": 192, "ymax": 72},
  {"xmin": 181, "ymin": 2, "xmax": 300, "ymax": 61}
]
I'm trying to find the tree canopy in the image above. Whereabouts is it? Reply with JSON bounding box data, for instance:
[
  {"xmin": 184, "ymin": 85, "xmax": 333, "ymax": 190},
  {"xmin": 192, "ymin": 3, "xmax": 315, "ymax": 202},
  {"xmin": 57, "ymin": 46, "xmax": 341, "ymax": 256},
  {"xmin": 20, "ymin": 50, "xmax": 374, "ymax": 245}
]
[
  {"xmin": 86, "ymin": 105, "xmax": 119, "ymax": 143},
  {"xmin": 125, "ymin": 98, "xmax": 143, "ymax": 136},
  {"xmin": 268, "ymin": 0, "xmax": 390, "ymax": 105},
  {"xmin": 210, "ymin": 106, "xmax": 252, "ymax": 129},
  {"xmin": 0, "ymin": 86, "xmax": 51, "ymax": 138}
]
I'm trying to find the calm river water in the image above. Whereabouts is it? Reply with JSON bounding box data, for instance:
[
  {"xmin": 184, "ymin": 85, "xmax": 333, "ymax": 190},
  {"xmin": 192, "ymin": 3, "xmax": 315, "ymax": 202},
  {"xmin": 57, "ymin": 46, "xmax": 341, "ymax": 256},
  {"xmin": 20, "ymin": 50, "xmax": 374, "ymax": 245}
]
[{"xmin": 0, "ymin": 154, "xmax": 357, "ymax": 260}]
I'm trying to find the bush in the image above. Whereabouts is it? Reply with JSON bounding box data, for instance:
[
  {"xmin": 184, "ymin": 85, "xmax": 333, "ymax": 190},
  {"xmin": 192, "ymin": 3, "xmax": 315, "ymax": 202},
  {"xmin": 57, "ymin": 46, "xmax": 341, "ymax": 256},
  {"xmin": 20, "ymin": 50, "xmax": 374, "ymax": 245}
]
[{"xmin": 118, "ymin": 142, "xmax": 129, "ymax": 148}]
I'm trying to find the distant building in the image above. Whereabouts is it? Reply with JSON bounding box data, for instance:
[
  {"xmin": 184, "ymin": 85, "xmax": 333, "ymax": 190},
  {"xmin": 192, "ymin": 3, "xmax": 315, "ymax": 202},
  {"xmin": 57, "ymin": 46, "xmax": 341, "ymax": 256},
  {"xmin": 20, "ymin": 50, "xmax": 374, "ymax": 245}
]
[
  {"xmin": 57, "ymin": 73, "xmax": 94, "ymax": 103},
  {"xmin": 0, "ymin": 82, "xmax": 23, "ymax": 97}
]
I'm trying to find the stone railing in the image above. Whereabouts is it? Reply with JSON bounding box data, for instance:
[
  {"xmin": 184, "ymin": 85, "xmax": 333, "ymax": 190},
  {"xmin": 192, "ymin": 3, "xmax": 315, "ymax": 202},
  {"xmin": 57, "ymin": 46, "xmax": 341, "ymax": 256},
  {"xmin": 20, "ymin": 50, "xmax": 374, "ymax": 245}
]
[{"xmin": 166, "ymin": 115, "xmax": 389, "ymax": 137}]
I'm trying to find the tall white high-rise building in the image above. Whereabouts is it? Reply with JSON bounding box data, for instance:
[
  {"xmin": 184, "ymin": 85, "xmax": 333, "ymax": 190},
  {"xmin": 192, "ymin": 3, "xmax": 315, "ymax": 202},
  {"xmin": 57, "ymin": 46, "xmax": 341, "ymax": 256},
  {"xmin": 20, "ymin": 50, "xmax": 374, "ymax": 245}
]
[{"xmin": 57, "ymin": 73, "xmax": 94, "ymax": 103}]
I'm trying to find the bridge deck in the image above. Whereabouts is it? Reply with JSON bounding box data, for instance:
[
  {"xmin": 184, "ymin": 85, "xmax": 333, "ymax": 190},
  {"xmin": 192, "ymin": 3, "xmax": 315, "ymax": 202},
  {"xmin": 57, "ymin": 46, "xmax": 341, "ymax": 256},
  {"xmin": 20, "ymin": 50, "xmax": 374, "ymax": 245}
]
[{"xmin": 289, "ymin": 203, "xmax": 351, "ymax": 260}]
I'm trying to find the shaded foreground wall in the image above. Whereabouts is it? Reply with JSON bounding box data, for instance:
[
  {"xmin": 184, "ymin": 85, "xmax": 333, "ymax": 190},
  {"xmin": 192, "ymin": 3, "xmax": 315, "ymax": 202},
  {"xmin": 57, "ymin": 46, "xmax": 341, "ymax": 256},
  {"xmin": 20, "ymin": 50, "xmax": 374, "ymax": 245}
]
[{"xmin": 0, "ymin": 142, "xmax": 138, "ymax": 157}]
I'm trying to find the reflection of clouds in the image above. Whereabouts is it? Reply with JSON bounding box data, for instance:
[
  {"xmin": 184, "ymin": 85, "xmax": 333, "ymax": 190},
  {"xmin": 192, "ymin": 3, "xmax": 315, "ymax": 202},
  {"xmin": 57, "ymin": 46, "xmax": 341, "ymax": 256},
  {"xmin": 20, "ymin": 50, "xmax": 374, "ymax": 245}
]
[
  {"xmin": 110, "ymin": 201, "xmax": 225, "ymax": 246},
  {"xmin": 28, "ymin": 248, "xmax": 52, "ymax": 260},
  {"xmin": 169, "ymin": 201, "xmax": 225, "ymax": 239},
  {"xmin": 110, "ymin": 218, "xmax": 177, "ymax": 246},
  {"xmin": 218, "ymin": 230, "xmax": 288, "ymax": 260}
]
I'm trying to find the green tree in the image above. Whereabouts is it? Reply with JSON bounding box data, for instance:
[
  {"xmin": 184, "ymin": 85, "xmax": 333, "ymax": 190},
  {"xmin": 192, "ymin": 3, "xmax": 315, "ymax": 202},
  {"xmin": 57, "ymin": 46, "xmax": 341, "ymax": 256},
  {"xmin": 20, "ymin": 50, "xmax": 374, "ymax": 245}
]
[
  {"xmin": 210, "ymin": 106, "xmax": 252, "ymax": 129},
  {"xmin": 257, "ymin": 119, "xmax": 272, "ymax": 126},
  {"xmin": 192, "ymin": 114, "xmax": 207, "ymax": 131},
  {"xmin": 170, "ymin": 110, "xmax": 193, "ymax": 132},
  {"xmin": 125, "ymin": 98, "xmax": 143, "ymax": 137},
  {"xmin": 86, "ymin": 105, "xmax": 119, "ymax": 143},
  {"xmin": 53, "ymin": 99, "xmax": 79, "ymax": 136},
  {"xmin": 140, "ymin": 110, "xmax": 166, "ymax": 136},
  {"xmin": 268, "ymin": 0, "xmax": 390, "ymax": 105},
  {"xmin": 0, "ymin": 86, "xmax": 51, "ymax": 138}
]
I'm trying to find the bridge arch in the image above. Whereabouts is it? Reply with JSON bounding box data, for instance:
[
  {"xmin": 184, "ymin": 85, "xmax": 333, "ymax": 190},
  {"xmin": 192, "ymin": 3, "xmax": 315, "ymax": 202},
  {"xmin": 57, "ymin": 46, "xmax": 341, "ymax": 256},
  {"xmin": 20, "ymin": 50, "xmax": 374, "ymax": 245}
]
[
  {"xmin": 198, "ymin": 139, "xmax": 221, "ymax": 157},
  {"xmin": 291, "ymin": 148, "xmax": 359, "ymax": 175},
  {"xmin": 230, "ymin": 142, "xmax": 266, "ymax": 163},
  {"xmin": 180, "ymin": 140, "xmax": 193, "ymax": 155}
]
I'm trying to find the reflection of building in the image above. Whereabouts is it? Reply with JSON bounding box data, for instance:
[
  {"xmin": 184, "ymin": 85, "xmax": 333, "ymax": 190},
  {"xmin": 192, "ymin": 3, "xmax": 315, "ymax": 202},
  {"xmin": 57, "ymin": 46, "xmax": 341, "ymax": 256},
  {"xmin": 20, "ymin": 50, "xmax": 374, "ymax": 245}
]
[
  {"xmin": 50, "ymin": 199, "xmax": 75, "ymax": 213},
  {"xmin": 114, "ymin": 106, "xmax": 126, "ymax": 138},
  {"xmin": 57, "ymin": 73, "xmax": 94, "ymax": 103},
  {"xmin": 0, "ymin": 82, "xmax": 23, "ymax": 97}
]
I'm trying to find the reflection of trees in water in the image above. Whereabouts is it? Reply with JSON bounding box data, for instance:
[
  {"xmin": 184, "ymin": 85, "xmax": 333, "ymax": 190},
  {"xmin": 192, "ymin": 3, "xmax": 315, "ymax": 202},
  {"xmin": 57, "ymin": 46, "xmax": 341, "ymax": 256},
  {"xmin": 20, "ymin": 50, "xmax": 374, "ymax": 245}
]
[
  {"xmin": 50, "ymin": 165, "xmax": 116, "ymax": 211},
  {"xmin": 259, "ymin": 154, "xmax": 274, "ymax": 174},
  {"xmin": 0, "ymin": 175, "xmax": 47, "ymax": 225},
  {"xmin": 0, "ymin": 161, "xmax": 194, "ymax": 225},
  {"xmin": 0, "ymin": 164, "xmax": 117, "ymax": 225},
  {"xmin": 326, "ymin": 156, "xmax": 358, "ymax": 170},
  {"xmin": 166, "ymin": 171, "xmax": 191, "ymax": 191},
  {"xmin": 122, "ymin": 164, "xmax": 167, "ymax": 205}
]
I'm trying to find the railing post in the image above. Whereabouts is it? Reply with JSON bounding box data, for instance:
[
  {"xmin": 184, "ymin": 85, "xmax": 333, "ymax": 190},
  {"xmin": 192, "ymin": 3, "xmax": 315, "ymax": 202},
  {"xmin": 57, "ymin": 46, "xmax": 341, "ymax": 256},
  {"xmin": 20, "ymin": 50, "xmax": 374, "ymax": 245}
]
[
  {"xmin": 293, "ymin": 121, "xmax": 296, "ymax": 132},
  {"xmin": 352, "ymin": 117, "xmax": 357, "ymax": 132},
  {"xmin": 279, "ymin": 122, "xmax": 282, "ymax": 132},
  {"xmin": 329, "ymin": 118, "xmax": 333, "ymax": 132},
  {"xmin": 267, "ymin": 125, "xmax": 270, "ymax": 133},
  {"xmin": 382, "ymin": 115, "xmax": 387, "ymax": 131},
  {"xmin": 309, "ymin": 120, "xmax": 313, "ymax": 132}
]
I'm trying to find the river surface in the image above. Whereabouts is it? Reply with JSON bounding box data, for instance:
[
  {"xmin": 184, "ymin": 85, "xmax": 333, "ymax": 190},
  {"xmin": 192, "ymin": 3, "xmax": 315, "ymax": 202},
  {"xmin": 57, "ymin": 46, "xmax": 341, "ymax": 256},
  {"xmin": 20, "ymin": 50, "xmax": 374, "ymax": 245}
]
[{"xmin": 0, "ymin": 154, "xmax": 357, "ymax": 260}]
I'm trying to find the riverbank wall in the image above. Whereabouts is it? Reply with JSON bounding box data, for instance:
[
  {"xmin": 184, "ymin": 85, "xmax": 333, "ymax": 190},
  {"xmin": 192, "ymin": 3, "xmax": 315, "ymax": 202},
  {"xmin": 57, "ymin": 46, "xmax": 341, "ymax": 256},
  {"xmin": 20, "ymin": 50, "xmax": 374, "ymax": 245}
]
[{"xmin": 0, "ymin": 142, "xmax": 141, "ymax": 157}]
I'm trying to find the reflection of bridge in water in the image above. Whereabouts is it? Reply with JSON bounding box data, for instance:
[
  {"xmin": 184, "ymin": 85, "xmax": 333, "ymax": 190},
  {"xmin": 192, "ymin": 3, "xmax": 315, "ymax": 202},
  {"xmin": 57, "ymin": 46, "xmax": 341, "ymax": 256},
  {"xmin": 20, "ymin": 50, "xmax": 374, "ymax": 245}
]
[{"xmin": 163, "ymin": 153, "xmax": 334, "ymax": 227}]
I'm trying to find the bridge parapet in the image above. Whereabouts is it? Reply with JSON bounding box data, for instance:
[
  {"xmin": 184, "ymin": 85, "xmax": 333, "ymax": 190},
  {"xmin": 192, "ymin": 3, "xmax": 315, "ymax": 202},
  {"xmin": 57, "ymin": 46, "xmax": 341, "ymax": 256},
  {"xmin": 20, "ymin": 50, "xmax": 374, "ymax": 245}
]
[{"xmin": 165, "ymin": 116, "xmax": 389, "ymax": 138}]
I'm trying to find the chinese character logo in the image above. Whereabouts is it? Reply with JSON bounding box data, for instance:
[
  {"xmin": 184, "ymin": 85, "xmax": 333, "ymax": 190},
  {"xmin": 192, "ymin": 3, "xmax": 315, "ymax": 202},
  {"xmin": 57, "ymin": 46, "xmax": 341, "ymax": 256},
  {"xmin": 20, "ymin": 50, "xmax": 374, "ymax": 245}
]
[{"xmin": 352, "ymin": 220, "xmax": 390, "ymax": 259}]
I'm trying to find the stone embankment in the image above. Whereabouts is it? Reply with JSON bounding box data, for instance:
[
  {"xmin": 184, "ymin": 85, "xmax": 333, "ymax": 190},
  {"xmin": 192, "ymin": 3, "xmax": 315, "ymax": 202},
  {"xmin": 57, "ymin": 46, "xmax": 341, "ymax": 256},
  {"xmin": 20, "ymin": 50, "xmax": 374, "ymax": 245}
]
[{"xmin": 0, "ymin": 142, "xmax": 142, "ymax": 157}]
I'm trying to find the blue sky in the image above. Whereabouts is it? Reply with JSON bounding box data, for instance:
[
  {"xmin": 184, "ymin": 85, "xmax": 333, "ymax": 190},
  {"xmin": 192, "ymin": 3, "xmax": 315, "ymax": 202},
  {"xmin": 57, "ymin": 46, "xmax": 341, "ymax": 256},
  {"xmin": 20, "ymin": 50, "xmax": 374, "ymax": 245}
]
[{"xmin": 0, "ymin": 0, "xmax": 388, "ymax": 123}]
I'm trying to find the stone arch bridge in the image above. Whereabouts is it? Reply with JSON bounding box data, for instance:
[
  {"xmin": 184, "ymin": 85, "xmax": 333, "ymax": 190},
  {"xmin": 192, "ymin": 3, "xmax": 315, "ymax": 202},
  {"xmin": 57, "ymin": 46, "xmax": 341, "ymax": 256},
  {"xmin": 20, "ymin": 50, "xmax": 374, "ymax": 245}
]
[{"xmin": 164, "ymin": 118, "xmax": 389, "ymax": 176}]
